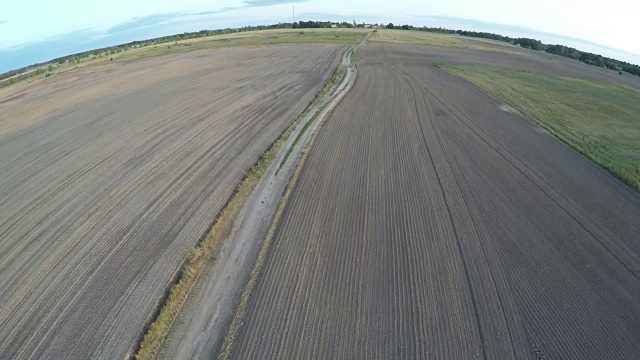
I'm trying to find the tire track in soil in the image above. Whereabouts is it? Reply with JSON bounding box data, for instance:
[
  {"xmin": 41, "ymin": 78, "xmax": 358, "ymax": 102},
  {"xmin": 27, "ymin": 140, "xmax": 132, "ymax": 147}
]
[
  {"xmin": 392, "ymin": 64, "xmax": 491, "ymax": 360},
  {"xmin": 228, "ymin": 41, "xmax": 640, "ymax": 359},
  {"xmin": 414, "ymin": 71, "xmax": 640, "ymax": 280}
]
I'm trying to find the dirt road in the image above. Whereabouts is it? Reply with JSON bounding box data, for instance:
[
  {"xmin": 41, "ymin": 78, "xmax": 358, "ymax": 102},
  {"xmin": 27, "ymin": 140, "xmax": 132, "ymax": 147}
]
[
  {"xmin": 230, "ymin": 41, "xmax": 640, "ymax": 359},
  {"xmin": 160, "ymin": 37, "xmax": 365, "ymax": 360},
  {"xmin": 0, "ymin": 44, "xmax": 342, "ymax": 359}
]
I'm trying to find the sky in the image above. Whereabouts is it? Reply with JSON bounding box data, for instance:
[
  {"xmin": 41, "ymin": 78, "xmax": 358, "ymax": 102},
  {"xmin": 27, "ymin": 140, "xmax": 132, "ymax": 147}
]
[{"xmin": 1, "ymin": 0, "xmax": 639, "ymax": 73}]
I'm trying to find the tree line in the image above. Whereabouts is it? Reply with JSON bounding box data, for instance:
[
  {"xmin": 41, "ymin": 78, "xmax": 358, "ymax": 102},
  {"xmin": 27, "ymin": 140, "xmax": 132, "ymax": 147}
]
[
  {"xmin": 3, "ymin": 20, "xmax": 639, "ymax": 83},
  {"xmin": 385, "ymin": 23, "xmax": 639, "ymax": 76},
  {"xmin": 0, "ymin": 23, "xmax": 297, "ymax": 82}
]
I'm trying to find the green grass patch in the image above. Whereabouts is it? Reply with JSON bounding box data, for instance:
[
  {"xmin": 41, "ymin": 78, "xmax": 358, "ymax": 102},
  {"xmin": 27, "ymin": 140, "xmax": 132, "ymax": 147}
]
[
  {"xmin": 217, "ymin": 78, "xmax": 331, "ymax": 360},
  {"xmin": 438, "ymin": 64, "xmax": 640, "ymax": 191},
  {"xmin": 373, "ymin": 29, "xmax": 516, "ymax": 53},
  {"xmin": 276, "ymin": 63, "xmax": 346, "ymax": 175}
]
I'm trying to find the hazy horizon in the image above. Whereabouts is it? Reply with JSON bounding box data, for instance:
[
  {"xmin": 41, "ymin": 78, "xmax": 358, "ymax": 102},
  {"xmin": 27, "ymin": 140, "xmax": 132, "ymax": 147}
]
[{"xmin": 1, "ymin": 0, "xmax": 639, "ymax": 73}]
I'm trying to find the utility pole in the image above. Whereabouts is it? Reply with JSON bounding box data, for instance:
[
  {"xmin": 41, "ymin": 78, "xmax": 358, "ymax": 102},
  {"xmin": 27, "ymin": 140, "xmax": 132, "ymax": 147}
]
[{"xmin": 292, "ymin": 5, "xmax": 295, "ymax": 28}]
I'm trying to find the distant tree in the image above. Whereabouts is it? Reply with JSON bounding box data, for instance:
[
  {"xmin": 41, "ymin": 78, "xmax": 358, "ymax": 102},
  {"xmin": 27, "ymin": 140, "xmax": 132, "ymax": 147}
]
[
  {"xmin": 513, "ymin": 38, "xmax": 543, "ymax": 51},
  {"xmin": 3, "ymin": 20, "xmax": 640, "ymax": 81}
]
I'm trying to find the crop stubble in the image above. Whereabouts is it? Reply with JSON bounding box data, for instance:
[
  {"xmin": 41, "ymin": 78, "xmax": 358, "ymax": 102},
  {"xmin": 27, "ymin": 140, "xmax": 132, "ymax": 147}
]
[
  {"xmin": 231, "ymin": 41, "xmax": 640, "ymax": 359},
  {"xmin": 0, "ymin": 44, "xmax": 343, "ymax": 359}
]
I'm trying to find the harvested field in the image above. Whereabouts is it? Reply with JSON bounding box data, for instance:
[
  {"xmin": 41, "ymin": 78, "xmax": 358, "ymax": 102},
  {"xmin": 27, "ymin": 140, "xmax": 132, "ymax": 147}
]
[
  {"xmin": 0, "ymin": 43, "xmax": 343, "ymax": 359},
  {"xmin": 230, "ymin": 41, "xmax": 640, "ymax": 359}
]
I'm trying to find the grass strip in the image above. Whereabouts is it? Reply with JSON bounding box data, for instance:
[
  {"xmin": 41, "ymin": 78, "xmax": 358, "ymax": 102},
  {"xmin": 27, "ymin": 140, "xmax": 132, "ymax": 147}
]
[
  {"xmin": 438, "ymin": 64, "xmax": 640, "ymax": 192},
  {"xmin": 217, "ymin": 87, "xmax": 331, "ymax": 360},
  {"xmin": 276, "ymin": 65, "xmax": 345, "ymax": 175},
  {"xmin": 133, "ymin": 57, "xmax": 345, "ymax": 360},
  {"xmin": 218, "ymin": 43, "xmax": 356, "ymax": 360},
  {"xmin": 134, "ymin": 131, "xmax": 280, "ymax": 360}
]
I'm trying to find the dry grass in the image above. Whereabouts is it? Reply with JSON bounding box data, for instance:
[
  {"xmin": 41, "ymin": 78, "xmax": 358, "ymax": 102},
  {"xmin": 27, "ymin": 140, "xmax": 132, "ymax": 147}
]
[
  {"xmin": 217, "ymin": 88, "xmax": 330, "ymax": 360},
  {"xmin": 217, "ymin": 42, "xmax": 356, "ymax": 360},
  {"xmin": 134, "ymin": 82, "xmax": 322, "ymax": 360},
  {"xmin": 134, "ymin": 133, "xmax": 281, "ymax": 360},
  {"xmin": 277, "ymin": 62, "xmax": 346, "ymax": 174},
  {"xmin": 133, "ymin": 42, "xmax": 351, "ymax": 360}
]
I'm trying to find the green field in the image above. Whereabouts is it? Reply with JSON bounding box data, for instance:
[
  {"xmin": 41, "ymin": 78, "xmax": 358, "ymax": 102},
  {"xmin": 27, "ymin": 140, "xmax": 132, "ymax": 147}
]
[
  {"xmin": 439, "ymin": 64, "xmax": 640, "ymax": 191},
  {"xmin": 370, "ymin": 29, "xmax": 517, "ymax": 53}
]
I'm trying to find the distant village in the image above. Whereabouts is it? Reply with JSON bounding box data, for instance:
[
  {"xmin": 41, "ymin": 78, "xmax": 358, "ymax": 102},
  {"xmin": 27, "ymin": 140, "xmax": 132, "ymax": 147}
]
[{"xmin": 331, "ymin": 21, "xmax": 382, "ymax": 29}]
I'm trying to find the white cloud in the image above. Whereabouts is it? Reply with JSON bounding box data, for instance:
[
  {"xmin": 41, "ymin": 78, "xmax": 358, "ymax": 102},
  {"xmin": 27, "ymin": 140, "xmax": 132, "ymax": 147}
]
[{"xmin": 1, "ymin": 0, "xmax": 639, "ymax": 61}]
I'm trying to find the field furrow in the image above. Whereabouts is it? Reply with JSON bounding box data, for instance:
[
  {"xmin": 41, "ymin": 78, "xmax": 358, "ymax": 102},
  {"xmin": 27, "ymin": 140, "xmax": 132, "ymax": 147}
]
[
  {"xmin": 228, "ymin": 41, "xmax": 640, "ymax": 359},
  {"xmin": 0, "ymin": 44, "xmax": 343, "ymax": 359}
]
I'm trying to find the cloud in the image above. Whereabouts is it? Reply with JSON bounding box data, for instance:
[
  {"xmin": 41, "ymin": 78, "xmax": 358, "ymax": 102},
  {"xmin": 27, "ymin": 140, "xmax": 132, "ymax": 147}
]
[
  {"xmin": 106, "ymin": 12, "xmax": 185, "ymax": 34},
  {"xmin": 105, "ymin": 7, "xmax": 249, "ymax": 35},
  {"xmin": 244, "ymin": 0, "xmax": 309, "ymax": 7},
  {"xmin": 0, "ymin": 20, "xmax": 8, "ymax": 25},
  {"xmin": 0, "ymin": 7, "xmax": 266, "ymax": 73},
  {"xmin": 194, "ymin": 7, "xmax": 243, "ymax": 16}
]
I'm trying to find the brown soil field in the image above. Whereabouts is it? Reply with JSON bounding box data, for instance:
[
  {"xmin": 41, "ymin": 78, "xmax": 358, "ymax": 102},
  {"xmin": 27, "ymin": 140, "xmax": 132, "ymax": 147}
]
[
  {"xmin": 230, "ymin": 41, "xmax": 640, "ymax": 359},
  {"xmin": 0, "ymin": 43, "xmax": 343, "ymax": 359},
  {"xmin": 373, "ymin": 39, "xmax": 640, "ymax": 91}
]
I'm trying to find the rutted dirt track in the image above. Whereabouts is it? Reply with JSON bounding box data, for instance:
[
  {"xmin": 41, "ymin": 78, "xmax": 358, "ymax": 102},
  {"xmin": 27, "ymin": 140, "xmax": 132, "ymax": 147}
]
[
  {"xmin": 232, "ymin": 41, "xmax": 640, "ymax": 359},
  {"xmin": 0, "ymin": 44, "xmax": 343, "ymax": 359}
]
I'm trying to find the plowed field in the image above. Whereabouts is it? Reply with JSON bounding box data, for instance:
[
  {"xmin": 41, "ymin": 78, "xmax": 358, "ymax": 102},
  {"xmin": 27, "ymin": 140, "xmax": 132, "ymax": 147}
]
[
  {"xmin": 0, "ymin": 44, "xmax": 343, "ymax": 359},
  {"xmin": 231, "ymin": 41, "xmax": 640, "ymax": 359}
]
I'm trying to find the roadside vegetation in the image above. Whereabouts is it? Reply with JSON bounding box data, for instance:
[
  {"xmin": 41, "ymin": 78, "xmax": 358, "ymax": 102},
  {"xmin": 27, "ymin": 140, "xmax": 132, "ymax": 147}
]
[
  {"xmin": 439, "ymin": 64, "xmax": 640, "ymax": 191},
  {"xmin": 277, "ymin": 62, "xmax": 346, "ymax": 175},
  {"xmin": 133, "ymin": 50, "xmax": 349, "ymax": 360},
  {"xmin": 134, "ymin": 112, "xmax": 292, "ymax": 360},
  {"xmin": 218, "ymin": 70, "xmax": 334, "ymax": 360}
]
